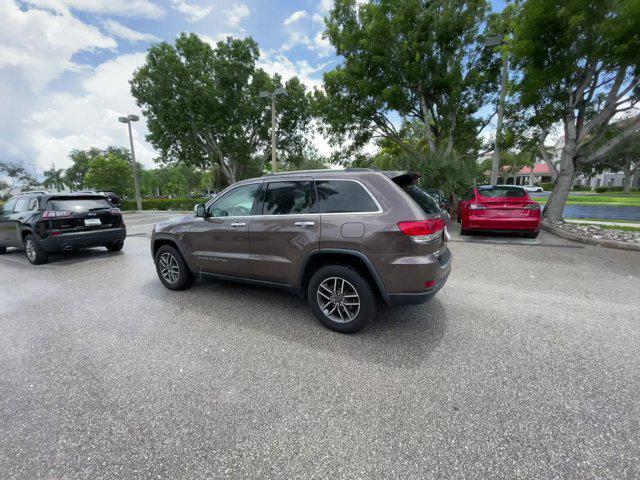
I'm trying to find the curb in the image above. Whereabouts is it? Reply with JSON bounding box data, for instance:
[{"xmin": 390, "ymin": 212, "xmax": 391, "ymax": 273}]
[{"xmin": 541, "ymin": 221, "xmax": 640, "ymax": 252}]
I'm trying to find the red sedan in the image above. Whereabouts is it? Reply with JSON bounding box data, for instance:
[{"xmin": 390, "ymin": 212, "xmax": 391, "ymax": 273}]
[{"xmin": 458, "ymin": 185, "xmax": 541, "ymax": 238}]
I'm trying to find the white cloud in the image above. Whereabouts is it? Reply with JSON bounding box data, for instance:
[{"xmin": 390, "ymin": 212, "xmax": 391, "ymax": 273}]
[
  {"xmin": 170, "ymin": 0, "xmax": 212, "ymax": 23},
  {"xmin": 284, "ymin": 10, "xmax": 308, "ymax": 26},
  {"xmin": 225, "ymin": 3, "xmax": 250, "ymax": 28},
  {"xmin": 258, "ymin": 50, "xmax": 325, "ymax": 91},
  {"xmin": 104, "ymin": 19, "xmax": 159, "ymax": 43},
  {"xmin": 0, "ymin": 1, "xmax": 116, "ymax": 91},
  {"xmin": 25, "ymin": 0, "xmax": 165, "ymax": 19},
  {"xmin": 26, "ymin": 53, "xmax": 157, "ymax": 170}
]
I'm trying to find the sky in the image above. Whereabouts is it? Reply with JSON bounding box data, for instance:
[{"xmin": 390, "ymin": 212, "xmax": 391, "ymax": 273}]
[{"xmin": 0, "ymin": 0, "xmax": 506, "ymax": 175}]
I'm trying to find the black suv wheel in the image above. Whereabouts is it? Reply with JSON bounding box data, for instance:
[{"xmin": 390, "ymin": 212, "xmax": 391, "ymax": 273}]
[
  {"xmin": 154, "ymin": 245, "xmax": 194, "ymax": 291},
  {"xmin": 308, "ymin": 265, "xmax": 376, "ymax": 334},
  {"xmin": 0, "ymin": 246, "xmax": 6, "ymax": 255},
  {"xmin": 24, "ymin": 234, "xmax": 48, "ymax": 265}
]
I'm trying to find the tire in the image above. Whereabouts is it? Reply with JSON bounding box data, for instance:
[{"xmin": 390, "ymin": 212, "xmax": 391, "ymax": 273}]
[
  {"xmin": 154, "ymin": 245, "xmax": 194, "ymax": 291},
  {"xmin": 0, "ymin": 246, "xmax": 6, "ymax": 255},
  {"xmin": 24, "ymin": 234, "xmax": 48, "ymax": 265},
  {"xmin": 106, "ymin": 242, "xmax": 124, "ymax": 252},
  {"xmin": 460, "ymin": 225, "xmax": 470, "ymax": 236},
  {"xmin": 457, "ymin": 209, "xmax": 462, "ymax": 223},
  {"xmin": 525, "ymin": 231, "xmax": 539, "ymax": 239},
  {"xmin": 307, "ymin": 265, "xmax": 376, "ymax": 334}
]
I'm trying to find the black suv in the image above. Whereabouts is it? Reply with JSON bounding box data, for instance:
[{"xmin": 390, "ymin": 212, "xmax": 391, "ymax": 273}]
[{"xmin": 0, "ymin": 192, "xmax": 126, "ymax": 264}]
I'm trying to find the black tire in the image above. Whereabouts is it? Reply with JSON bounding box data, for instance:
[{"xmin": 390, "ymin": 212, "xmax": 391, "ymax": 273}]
[
  {"xmin": 456, "ymin": 209, "xmax": 462, "ymax": 223},
  {"xmin": 106, "ymin": 242, "xmax": 124, "ymax": 252},
  {"xmin": 154, "ymin": 245, "xmax": 194, "ymax": 291},
  {"xmin": 460, "ymin": 225, "xmax": 470, "ymax": 236},
  {"xmin": 525, "ymin": 230, "xmax": 539, "ymax": 239},
  {"xmin": 307, "ymin": 265, "xmax": 376, "ymax": 334},
  {"xmin": 24, "ymin": 234, "xmax": 48, "ymax": 265},
  {"xmin": 0, "ymin": 246, "xmax": 6, "ymax": 255}
]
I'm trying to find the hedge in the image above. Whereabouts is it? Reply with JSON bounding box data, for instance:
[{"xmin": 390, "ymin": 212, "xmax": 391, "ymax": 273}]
[
  {"xmin": 121, "ymin": 198, "xmax": 208, "ymax": 211},
  {"xmin": 538, "ymin": 182, "xmax": 555, "ymax": 191}
]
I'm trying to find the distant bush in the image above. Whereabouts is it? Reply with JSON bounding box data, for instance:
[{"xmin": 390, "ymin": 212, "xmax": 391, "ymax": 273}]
[
  {"xmin": 538, "ymin": 182, "xmax": 555, "ymax": 191},
  {"xmin": 595, "ymin": 186, "xmax": 608, "ymax": 193},
  {"xmin": 121, "ymin": 198, "xmax": 208, "ymax": 211}
]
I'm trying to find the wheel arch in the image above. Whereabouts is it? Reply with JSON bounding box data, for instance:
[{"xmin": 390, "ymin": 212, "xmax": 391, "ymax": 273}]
[{"xmin": 298, "ymin": 249, "xmax": 390, "ymax": 305}]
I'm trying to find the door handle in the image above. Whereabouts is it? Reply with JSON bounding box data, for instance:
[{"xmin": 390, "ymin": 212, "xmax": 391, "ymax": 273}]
[
  {"xmin": 294, "ymin": 221, "xmax": 315, "ymax": 227},
  {"xmin": 230, "ymin": 222, "xmax": 246, "ymax": 227}
]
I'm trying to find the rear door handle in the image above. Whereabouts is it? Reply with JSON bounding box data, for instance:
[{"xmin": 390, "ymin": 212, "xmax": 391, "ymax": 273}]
[
  {"xmin": 230, "ymin": 222, "xmax": 246, "ymax": 227},
  {"xmin": 294, "ymin": 221, "xmax": 315, "ymax": 227}
]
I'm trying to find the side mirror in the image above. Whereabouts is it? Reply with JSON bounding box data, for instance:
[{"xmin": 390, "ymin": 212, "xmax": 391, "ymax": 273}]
[{"xmin": 194, "ymin": 203, "xmax": 206, "ymax": 217}]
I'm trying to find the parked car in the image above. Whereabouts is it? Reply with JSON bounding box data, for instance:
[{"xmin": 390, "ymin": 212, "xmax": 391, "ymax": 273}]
[
  {"xmin": 151, "ymin": 169, "xmax": 452, "ymax": 333},
  {"xmin": 521, "ymin": 185, "xmax": 544, "ymax": 193},
  {"xmin": 458, "ymin": 185, "xmax": 541, "ymax": 238},
  {"xmin": 423, "ymin": 188, "xmax": 450, "ymax": 211},
  {"xmin": 97, "ymin": 191, "xmax": 122, "ymax": 208},
  {"xmin": 0, "ymin": 192, "xmax": 126, "ymax": 264}
]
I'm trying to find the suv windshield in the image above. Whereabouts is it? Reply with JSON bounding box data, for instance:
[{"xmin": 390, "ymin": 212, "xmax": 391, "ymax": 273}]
[
  {"xmin": 46, "ymin": 197, "xmax": 113, "ymax": 212},
  {"xmin": 404, "ymin": 185, "xmax": 441, "ymax": 214},
  {"xmin": 478, "ymin": 187, "xmax": 525, "ymax": 198}
]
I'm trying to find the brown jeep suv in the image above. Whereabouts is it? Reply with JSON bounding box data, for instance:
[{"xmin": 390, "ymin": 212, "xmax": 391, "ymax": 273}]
[{"xmin": 151, "ymin": 169, "xmax": 451, "ymax": 333}]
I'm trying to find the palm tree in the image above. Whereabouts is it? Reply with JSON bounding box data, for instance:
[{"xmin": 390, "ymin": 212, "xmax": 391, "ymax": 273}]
[{"xmin": 43, "ymin": 167, "xmax": 67, "ymax": 192}]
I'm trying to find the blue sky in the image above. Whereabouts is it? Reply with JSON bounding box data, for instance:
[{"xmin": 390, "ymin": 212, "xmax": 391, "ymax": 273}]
[{"xmin": 0, "ymin": 0, "xmax": 506, "ymax": 173}]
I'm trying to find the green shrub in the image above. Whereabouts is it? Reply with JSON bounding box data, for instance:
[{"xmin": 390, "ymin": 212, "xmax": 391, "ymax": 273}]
[
  {"xmin": 121, "ymin": 198, "xmax": 208, "ymax": 211},
  {"xmin": 595, "ymin": 186, "xmax": 608, "ymax": 193},
  {"xmin": 538, "ymin": 182, "xmax": 555, "ymax": 191}
]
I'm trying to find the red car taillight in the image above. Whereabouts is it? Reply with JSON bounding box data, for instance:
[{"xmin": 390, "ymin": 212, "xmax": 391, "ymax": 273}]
[
  {"xmin": 524, "ymin": 203, "xmax": 540, "ymax": 210},
  {"xmin": 469, "ymin": 204, "xmax": 487, "ymax": 210},
  {"xmin": 398, "ymin": 219, "xmax": 445, "ymax": 243},
  {"xmin": 42, "ymin": 210, "xmax": 72, "ymax": 218}
]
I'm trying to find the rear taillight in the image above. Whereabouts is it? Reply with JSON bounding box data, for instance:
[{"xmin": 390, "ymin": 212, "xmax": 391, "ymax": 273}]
[
  {"xmin": 398, "ymin": 219, "xmax": 446, "ymax": 243},
  {"xmin": 524, "ymin": 203, "xmax": 540, "ymax": 210},
  {"xmin": 42, "ymin": 210, "xmax": 72, "ymax": 218},
  {"xmin": 469, "ymin": 204, "xmax": 487, "ymax": 210}
]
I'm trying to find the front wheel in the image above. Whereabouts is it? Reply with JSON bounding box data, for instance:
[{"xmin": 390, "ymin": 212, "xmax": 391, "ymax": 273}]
[
  {"xmin": 24, "ymin": 235, "xmax": 48, "ymax": 265},
  {"xmin": 0, "ymin": 246, "xmax": 6, "ymax": 255},
  {"xmin": 106, "ymin": 242, "xmax": 124, "ymax": 252},
  {"xmin": 308, "ymin": 265, "xmax": 376, "ymax": 334},
  {"xmin": 154, "ymin": 245, "xmax": 194, "ymax": 291}
]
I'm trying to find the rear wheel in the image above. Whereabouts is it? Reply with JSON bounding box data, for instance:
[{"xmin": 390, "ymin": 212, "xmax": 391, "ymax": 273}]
[
  {"xmin": 308, "ymin": 265, "xmax": 376, "ymax": 334},
  {"xmin": 154, "ymin": 245, "xmax": 194, "ymax": 291},
  {"xmin": 460, "ymin": 224, "xmax": 470, "ymax": 235},
  {"xmin": 106, "ymin": 242, "xmax": 124, "ymax": 252},
  {"xmin": 0, "ymin": 246, "xmax": 6, "ymax": 255},
  {"xmin": 24, "ymin": 235, "xmax": 48, "ymax": 265}
]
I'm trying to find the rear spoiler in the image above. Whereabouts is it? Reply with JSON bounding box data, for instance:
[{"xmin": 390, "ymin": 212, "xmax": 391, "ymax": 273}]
[{"xmin": 382, "ymin": 171, "xmax": 421, "ymax": 187}]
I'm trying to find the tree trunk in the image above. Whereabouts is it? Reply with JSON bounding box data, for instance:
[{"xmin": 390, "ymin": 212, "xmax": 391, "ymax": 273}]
[
  {"xmin": 419, "ymin": 92, "xmax": 437, "ymax": 153},
  {"xmin": 622, "ymin": 161, "xmax": 631, "ymax": 193},
  {"xmin": 542, "ymin": 147, "xmax": 575, "ymax": 222}
]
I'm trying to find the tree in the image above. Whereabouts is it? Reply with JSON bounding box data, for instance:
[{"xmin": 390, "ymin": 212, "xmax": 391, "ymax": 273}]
[
  {"xmin": 66, "ymin": 149, "xmax": 99, "ymax": 190},
  {"xmin": 314, "ymin": 0, "xmax": 500, "ymax": 160},
  {"xmin": 0, "ymin": 161, "xmax": 38, "ymax": 194},
  {"xmin": 83, "ymin": 148, "xmax": 135, "ymax": 197},
  {"xmin": 42, "ymin": 167, "xmax": 67, "ymax": 192},
  {"xmin": 511, "ymin": 0, "xmax": 640, "ymax": 221},
  {"xmin": 131, "ymin": 34, "xmax": 314, "ymax": 184},
  {"xmin": 582, "ymin": 118, "xmax": 640, "ymax": 192}
]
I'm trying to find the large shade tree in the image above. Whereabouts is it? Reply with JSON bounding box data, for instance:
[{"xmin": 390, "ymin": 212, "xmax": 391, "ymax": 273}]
[
  {"xmin": 314, "ymin": 0, "xmax": 501, "ymax": 159},
  {"xmin": 130, "ymin": 34, "xmax": 314, "ymax": 184},
  {"xmin": 511, "ymin": 0, "xmax": 640, "ymax": 221}
]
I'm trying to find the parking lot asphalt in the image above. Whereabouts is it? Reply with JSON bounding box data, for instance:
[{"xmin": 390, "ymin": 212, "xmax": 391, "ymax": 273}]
[{"xmin": 1, "ymin": 212, "xmax": 639, "ymax": 480}]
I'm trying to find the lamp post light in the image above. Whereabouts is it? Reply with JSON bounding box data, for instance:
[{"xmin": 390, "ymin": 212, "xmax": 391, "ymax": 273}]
[
  {"xmin": 259, "ymin": 87, "xmax": 287, "ymax": 173},
  {"xmin": 484, "ymin": 35, "xmax": 508, "ymax": 187},
  {"xmin": 118, "ymin": 114, "xmax": 143, "ymax": 210}
]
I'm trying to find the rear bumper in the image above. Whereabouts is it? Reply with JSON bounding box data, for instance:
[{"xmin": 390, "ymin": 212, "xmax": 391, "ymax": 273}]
[
  {"xmin": 387, "ymin": 271, "xmax": 450, "ymax": 306},
  {"xmin": 39, "ymin": 227, "xmax": 126, "ymax": 252},
  {"xmin": 466, "ymin": 216, "xmax": 540, "ymax": 231}
]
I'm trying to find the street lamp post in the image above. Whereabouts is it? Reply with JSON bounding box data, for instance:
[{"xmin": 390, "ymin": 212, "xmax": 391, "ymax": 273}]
[
  {"xmin": 484, "ymin": 35, "xmax": 508, "ymax": 187},
  {"xmin": 259, "ymin": 87, "xmax": 287, "ymax": 173},
  {"xmin": 118, "ymin": 114, "xmax": 143, "ymax": 211}
]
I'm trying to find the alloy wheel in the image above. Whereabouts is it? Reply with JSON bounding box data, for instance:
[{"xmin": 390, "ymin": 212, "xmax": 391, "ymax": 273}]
[
  {"xmin": 316, "ymin": 277, "xmax": 361, "ymax": 323},
  {"xmin": 159, "ymin": 252, "xmax": 180, "ymax": 284},
  {"xmin": 25, "ymin": 239, "xmax": 36, "ymax": 262}
]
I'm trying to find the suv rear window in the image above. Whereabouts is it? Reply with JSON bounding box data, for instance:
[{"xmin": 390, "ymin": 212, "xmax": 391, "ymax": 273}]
[
  {"xmin": 404, "ymin": 185, "xmax": 441, "ymax": 215},
  {"xmin": 46, "ymin": 197, "xmax": 113, "ymax": 212},
  {"xmin": 478, "ymin": 187, "xmax": 525, "ymax": 198},
  {"xmin": 316, "ymin": 180, "xmax": 378, "ymax": 213}
]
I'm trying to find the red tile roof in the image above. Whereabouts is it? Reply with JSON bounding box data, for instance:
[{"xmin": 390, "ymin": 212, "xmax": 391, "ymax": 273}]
[{"xmin": 519, "ymin": 164, "xmax": 552, "ymax": 175}]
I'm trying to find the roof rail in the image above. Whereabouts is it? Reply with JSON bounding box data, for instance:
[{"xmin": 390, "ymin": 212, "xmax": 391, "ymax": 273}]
[
  {"xmin": 18, "ymin": 190, "xmax": 49, "ymax": 195},
  {"xmin": 263, "ymin": 167, "xmax": 380, "ymax": 177}
]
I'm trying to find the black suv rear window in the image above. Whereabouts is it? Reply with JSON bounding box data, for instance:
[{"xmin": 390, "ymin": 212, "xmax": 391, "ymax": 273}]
[
  {"xmin": 46, "ymin": 198, "xmax": 113, "ymax": 212},
  {"xmin": 404, "ymin": 185, "xmax": 441, "ymax": 215},
  {"xmin": 316, "ymin": 180, "xmax": 378, "ymax": 213},
  {"xmin": 478, "ymin": 187, "xmax": 525, "ymax": 198}
]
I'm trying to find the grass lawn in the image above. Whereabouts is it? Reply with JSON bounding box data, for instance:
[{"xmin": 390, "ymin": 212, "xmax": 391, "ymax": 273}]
[
  {"xmin": 534, "ymin": 195, "xmax": 640, "ymax": 207},
  {"xmin": 566, "ymin": 217, "xmax": 639, "ymax": 224}
]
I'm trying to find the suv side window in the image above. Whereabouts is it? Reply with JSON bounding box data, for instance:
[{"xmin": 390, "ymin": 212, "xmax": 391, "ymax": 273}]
[
  {"xmin": 28, "ymin": 197, "xmax": 39, "ymax": 211},
  {"xmin": 315, "ymin": 180, "xmax": 379, "ymax": 213},
  {"xmin": 209, "ymin": 183, "xmax": 260, "ymax": 217},
  {"xmin": 3, "ymin": 198, "xmax": 17, "ymax": 214},
  {"xmin": 261, "ymin": 181, "xmax": 317, "ymax": 215}
]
